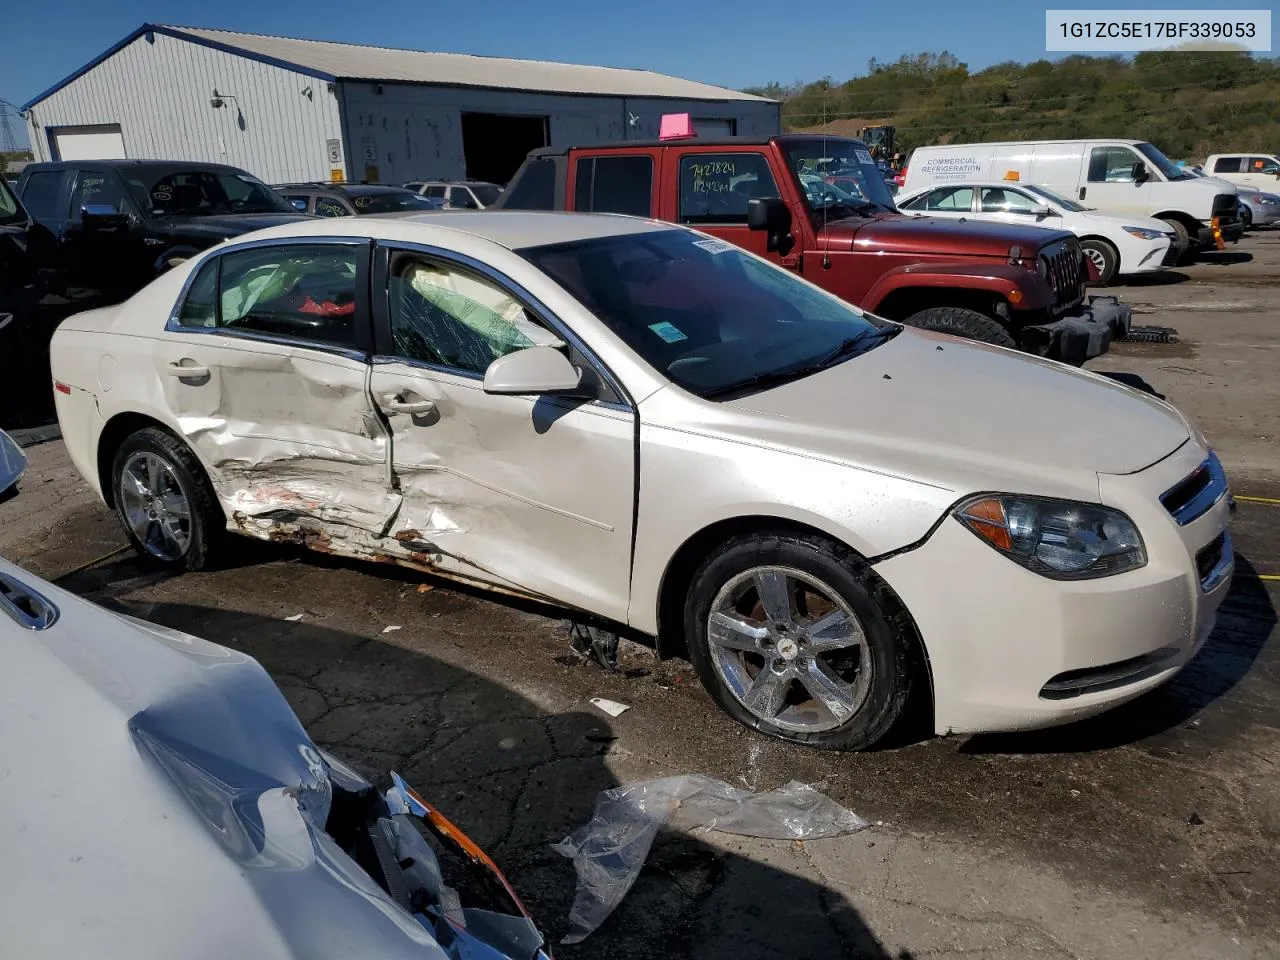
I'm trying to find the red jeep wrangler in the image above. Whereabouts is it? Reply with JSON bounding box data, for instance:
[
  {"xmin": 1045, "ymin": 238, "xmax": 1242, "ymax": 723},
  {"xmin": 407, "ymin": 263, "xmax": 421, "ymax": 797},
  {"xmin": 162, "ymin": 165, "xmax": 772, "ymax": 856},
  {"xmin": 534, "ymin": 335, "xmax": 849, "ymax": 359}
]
[{"xmin": 494, "ymin": 135, "xmax": 1131, "ymax": 364}]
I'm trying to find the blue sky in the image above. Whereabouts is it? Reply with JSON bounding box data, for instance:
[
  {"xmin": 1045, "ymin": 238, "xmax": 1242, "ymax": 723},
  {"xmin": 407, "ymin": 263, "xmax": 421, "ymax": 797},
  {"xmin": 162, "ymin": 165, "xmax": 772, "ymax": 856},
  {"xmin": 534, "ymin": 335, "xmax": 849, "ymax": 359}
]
[{"xmin": 2, "ymin": 0, "xmax": 1265, "ymax": 148}]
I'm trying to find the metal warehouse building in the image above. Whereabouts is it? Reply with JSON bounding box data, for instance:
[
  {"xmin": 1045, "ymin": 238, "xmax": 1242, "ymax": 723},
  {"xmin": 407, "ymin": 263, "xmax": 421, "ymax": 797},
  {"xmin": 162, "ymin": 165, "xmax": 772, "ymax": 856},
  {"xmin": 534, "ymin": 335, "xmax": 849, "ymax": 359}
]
[{"xmin": 22, "ymin": 24, "xmax": 779, "ymax": 186}]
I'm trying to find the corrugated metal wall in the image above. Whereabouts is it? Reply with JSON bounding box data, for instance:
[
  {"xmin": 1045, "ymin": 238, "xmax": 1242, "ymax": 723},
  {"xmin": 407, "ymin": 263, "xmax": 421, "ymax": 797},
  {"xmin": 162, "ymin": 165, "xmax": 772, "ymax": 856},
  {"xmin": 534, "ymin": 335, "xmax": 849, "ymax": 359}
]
[
  {"xmin": 25, "ymin": 31, "xmax": 344, "ymax": 183},
  {"xmin": 339, "ymin": 81, "xmax": 781, "ymax": 184}
]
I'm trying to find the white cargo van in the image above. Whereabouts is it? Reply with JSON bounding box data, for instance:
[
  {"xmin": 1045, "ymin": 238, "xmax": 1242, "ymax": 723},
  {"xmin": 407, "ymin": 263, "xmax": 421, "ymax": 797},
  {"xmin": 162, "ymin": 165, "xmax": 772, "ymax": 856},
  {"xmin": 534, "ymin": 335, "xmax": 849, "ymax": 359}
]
[
  {"xmin": 1204, "ymin": 153, "xmax": 1280, "ymax": 191},
  {"xmin": 904, "ymin": 140, "xmax": 1241, "ymax": 263}
]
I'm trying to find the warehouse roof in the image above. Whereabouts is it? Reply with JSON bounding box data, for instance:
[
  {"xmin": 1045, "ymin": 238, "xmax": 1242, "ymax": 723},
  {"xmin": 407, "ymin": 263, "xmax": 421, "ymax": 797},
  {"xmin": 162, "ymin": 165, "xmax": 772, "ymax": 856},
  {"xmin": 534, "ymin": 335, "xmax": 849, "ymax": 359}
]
[{"xmin": 23, "ymin": 23, "xmax": 774, "ymax": 111}]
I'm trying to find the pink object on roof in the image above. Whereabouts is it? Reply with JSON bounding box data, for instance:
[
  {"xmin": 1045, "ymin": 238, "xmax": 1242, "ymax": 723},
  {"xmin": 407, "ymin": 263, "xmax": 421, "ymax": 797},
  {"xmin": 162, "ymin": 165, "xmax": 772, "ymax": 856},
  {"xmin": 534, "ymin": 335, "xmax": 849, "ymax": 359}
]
[{"xmin": 659, "ymin": 113, "xmax": 696, "ymax": 140}]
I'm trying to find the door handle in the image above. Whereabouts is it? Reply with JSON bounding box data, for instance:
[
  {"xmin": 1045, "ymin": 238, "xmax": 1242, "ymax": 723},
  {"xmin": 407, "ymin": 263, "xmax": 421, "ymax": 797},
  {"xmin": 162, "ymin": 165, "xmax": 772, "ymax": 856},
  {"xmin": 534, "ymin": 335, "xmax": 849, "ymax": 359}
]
[
  {"xmin": 1079, "ymin": 187, "xmax": 1087, "ymax": 200},
  {"xmin": 381, "ymin": 393, "xmax": 437, "ymax": 415},
  {"xmin": 167, "ymin": 361, "xmax": 210, "ymax": 378}
]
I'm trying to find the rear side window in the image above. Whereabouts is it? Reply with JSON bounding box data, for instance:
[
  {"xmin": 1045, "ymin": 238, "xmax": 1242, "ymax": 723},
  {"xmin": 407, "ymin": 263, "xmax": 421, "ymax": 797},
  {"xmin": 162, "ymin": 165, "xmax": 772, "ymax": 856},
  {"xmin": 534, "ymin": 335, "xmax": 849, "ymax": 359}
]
[
  {"xmin": 175, "ymin": 243, "xmax": 361, "ymax": 348},
  {"xmin": 315, "ymin": 196, "xmax": 350, "ymax": 217},
  {"xmin": 573, "ymin": 156, "xmax": 652, "ymax": 216},
  {"xmin": 923, "ymin": 186, "xmax": 973, "ymax": 211},
  {"xmin": 677, "ymin": 153, "xmax": 779, "ymax": 225},
  {"xmin": 1212, "ymin": 157, "xmax": 1242, "ymax": 174},
  {"xmin": 424, "ymin": 185, "xmax": 447, "ymax": 198},
  {"xmin": 502, "ymin": 159, "xmax": 557, "ymax": 210},
  {"xmin": 19, "ymin": 171, "xmax": 67, "ymax": 219}
]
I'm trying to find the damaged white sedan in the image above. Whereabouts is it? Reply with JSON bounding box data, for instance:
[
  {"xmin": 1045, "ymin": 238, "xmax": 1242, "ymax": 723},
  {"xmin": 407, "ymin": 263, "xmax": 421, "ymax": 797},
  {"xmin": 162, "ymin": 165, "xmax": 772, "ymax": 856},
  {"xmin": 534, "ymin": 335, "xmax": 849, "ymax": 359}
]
[{"xmin": 51, "ymin": 212, "xmax": 1233, "ymax": 749}]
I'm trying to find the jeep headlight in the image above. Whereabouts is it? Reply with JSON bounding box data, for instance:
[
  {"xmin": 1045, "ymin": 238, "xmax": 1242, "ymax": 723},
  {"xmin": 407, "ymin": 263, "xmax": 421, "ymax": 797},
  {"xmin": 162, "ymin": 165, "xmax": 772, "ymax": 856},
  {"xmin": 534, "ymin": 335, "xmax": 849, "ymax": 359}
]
[
  {"xmin": 1123, "ymin": 226, "xmax": 1167, "ymax": 240},
  {"xmin": 955, "ymin": 495, "xmax": 1146, "ymax": 579}
]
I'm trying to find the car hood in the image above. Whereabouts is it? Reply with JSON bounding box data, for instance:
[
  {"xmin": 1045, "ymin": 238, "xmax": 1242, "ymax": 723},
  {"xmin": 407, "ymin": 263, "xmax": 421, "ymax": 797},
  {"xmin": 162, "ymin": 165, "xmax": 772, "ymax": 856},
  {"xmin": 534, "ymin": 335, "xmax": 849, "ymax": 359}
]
[
  {"xmin": 1075, "ymin": 209, "xmax": 1169, "ymax": 233},
  {"xmin": 0, "ymin": 557, "xmax": 495, "ymax": 959},
  {"xmin": 822, "ymin": 212, "xmax": 1072, "ymax": 257},
  {"xmin": 718, "ymin": 327, "xmax": 1190, "ymax": 492},
  {"xmin": 164, "ymin": 212, "xmax": 312, "ymax": 237}
]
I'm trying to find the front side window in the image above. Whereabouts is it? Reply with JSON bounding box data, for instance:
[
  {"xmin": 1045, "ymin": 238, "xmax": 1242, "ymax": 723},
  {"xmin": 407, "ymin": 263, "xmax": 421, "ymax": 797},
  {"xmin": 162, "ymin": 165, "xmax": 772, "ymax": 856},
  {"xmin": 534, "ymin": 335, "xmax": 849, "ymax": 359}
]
[
  {"xmin": 18, "ymin": 171, "xmax": 67, "ymax": 219},
  {"xmin": 677, "ymin": 153, "xmax": 779, "ymax": 225},
  {"xmin": 1088, "ymin": 146, "xmax": 1144, "ymax": 183},
  {"xmin": 573, "ymin": 156, "xmax": 652, "ymax": 217},
  {"xmin": 1135, "ymin": 142, "xmax": 1189, "ymax": 181},
  {"xmin": 424, "ymin": 185, "xmax": 447, "ymax": 198},
  {"xmin": 352, "ymin": 191, "xmax": 440, "ymax": 214},
  {"xmin": 979, "ymin": 186, "xmax": 1040, "ymax": 214},
  {"xmin": 0, "ymin": 178, "xmax": 24, "ymax": 225},
  {"xmin": 521, "ymin": 228, "xmax": 895, "ymax": 399},
  {"xmin": 388, "ymin": 254, "xmax": 560, "ymax": 374},
  {"xmin": 175, "ymin": 244, "xmax": 360, "ymax": 348},
  {"xmin": 1213, "ymin": 157, "xmax": 1242, "ymax": 174},
  {"xmin": 1251, "ymin": 157, "xmax": 1280, "ymax": 175},
  {"xmin": 123, "ymin": 168, "xmax": 294, "ymax": 216},
  {"xmin": 447, "ymin": 187, "xmax": 478, "ymax": 209},
  {"xmin": 71, "ymin": 171, "xmax": 129, "ymax": 218},
  {"xmin": 923, "ymin": 186, "xmax": 973, "ymax": 211}
]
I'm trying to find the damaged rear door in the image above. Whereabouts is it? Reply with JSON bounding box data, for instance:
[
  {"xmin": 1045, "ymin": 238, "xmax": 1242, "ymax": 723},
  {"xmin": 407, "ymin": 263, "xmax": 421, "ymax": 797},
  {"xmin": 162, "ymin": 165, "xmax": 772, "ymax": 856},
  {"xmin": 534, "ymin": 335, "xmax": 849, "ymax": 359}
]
[
  {"xmin": 367, "ymin": 244, "xmax": 636, "ymax": 621},
  {"xmin": 155, "ymin": 238, "xmax": 401, "ymax": 541}
]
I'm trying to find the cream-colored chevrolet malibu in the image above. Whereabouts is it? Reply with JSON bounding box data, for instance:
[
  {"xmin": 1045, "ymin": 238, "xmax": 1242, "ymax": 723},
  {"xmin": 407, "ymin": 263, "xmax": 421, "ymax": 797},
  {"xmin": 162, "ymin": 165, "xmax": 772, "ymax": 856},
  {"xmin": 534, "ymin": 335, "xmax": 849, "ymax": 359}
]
[{"xmin": 50, "ymin": 213, "xmax": 1233, "ymax": 750}]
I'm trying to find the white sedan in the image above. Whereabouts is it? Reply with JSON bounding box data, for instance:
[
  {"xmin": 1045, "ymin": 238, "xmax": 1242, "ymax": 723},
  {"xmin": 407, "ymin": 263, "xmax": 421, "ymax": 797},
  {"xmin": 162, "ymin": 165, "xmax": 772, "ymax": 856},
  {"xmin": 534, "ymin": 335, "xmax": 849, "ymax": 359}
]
[
  {"xmin": 50, "ymin": 212, "xmax": 1233, "ymax": 749},
  {"xmin": 895, "ymin": 181, "xmax": 1173, "ymax": 284}
]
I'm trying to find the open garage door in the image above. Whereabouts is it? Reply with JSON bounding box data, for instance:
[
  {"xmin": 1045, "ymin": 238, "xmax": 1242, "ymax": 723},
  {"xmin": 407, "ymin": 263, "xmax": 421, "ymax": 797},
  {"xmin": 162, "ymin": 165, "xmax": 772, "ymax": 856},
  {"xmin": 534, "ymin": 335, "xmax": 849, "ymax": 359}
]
[
  {"xmin": 461, "ymin": 113, "xmax": 548, "ymax": 187},
  {"xmin": 49, "ymin": 124, "xmax": 126, "ymax": 161}
]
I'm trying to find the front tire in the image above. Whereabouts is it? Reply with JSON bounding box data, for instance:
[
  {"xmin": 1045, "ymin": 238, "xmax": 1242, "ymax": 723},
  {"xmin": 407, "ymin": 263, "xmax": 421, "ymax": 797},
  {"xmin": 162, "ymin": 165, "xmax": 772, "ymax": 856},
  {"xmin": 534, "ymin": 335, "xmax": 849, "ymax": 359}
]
[
  {"xmin": 1240, "ymin": 207, "xmax": 1252, "ymax": 230},
  {"xmin": 1160, "ymin": 218, "xmax": 1194, "ymax": 265},
  {"xmin": 1080, "ymin": 238, "xmax": 1119, "ymax": 285},
  {"xmin": 684, "ymin": 532, "xmax": 916, "ymax": 750},
  {"xmin": 111, "ymin": 427, "xmax": 225, "ymax": 570},
  {"xmin": 903, "ymin": 306, "xmax": 1016, "ymax": 349}
]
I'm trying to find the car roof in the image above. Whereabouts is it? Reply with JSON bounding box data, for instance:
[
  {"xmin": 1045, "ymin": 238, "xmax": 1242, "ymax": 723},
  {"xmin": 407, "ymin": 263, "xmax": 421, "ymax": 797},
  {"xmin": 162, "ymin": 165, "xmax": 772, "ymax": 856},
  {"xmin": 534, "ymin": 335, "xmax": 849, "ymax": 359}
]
[
  {"xmin": 219, "ymin": 210, "xmax": 675, "ymax": 250},
  {"xmin": 528, "ymin": 133, "xmax": 864, "ymax": 157},
  {"xmin": 24, "ymin": 159, "xmax": 250, "ymax": 173}
]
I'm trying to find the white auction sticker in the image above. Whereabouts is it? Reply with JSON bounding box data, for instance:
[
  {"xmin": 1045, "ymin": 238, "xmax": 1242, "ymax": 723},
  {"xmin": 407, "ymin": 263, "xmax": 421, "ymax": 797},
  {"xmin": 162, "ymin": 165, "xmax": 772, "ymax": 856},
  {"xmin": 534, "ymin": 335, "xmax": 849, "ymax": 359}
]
[{"xmin": 1046, "ymin": 10, "xmax": 1271, "ymax": 52}]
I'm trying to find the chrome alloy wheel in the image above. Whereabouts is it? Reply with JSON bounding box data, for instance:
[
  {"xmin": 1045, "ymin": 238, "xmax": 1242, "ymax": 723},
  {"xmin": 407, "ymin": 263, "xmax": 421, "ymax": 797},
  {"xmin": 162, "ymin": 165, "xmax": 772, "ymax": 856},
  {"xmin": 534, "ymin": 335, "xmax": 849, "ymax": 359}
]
[
  {"xmin": 1083, "ymin": 245, "xmax": 1108, "ymax": 279},
  {"xmin": 119, "ymin": 452, "xmax": 192, "ymax": 561},
  {"xmin": 707, "ymin": 566, "xmax": 873, "ymax": 733}
]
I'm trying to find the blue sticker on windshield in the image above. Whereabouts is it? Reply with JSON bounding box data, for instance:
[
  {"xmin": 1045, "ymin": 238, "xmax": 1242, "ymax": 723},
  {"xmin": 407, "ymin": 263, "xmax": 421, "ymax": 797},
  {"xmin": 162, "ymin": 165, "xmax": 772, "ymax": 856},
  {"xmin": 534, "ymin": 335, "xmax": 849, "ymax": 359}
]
[{"xmin": 648, "ymin": 321, "xmax": 688, "ymax": 343}]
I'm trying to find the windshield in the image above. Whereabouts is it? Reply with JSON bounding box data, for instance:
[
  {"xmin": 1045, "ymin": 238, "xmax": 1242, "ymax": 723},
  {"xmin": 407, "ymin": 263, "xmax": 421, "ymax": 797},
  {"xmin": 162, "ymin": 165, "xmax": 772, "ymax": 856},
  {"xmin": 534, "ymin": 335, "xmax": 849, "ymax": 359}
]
[
  {"xmin": 349, "ymin": 191, "xmax": 441, "ymax": 214},
  {"xmin": 779, "ymin": 138, "xmax": 897, "ymax": 220},
  {"xmin": 1021, "ymin": 183, "xmax": 1087, "ymax": 212},
  {"xmin": 0, "ymin": 177, "xmax": 25, "ymax": 226},
  {"xmin": 1136, "ymin": 143, "xmax": 1192, "ymax": 181},
  {"xmin": 471, "ymin": 184, "xmax": 502, "ymax": 206},
  {"xmin": 520, "ymin": 229, "xmax": 895, "ymax": 399},
  {"xmin": 124, "ymin": 168, "xmax": 294, "ymax": 216}
]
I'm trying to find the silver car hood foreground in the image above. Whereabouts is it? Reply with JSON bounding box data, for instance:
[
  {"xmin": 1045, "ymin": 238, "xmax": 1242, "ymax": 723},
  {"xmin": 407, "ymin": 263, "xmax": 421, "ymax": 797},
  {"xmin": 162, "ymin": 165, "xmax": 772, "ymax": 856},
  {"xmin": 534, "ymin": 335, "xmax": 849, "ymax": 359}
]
[{"xmin": 0, "ymin": 557, "xmax": 540, "ymax": 959}]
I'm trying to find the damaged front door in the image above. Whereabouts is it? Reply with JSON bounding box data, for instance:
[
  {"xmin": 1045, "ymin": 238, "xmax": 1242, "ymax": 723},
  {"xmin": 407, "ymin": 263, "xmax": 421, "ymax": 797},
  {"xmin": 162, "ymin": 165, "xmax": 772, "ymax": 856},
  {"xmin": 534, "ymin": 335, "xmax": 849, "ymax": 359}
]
[
  {"xmin": 368, "ymin": 247, "xmax": 636, "ymax": 622},
  {"xmin": 156, "ymin": 239, "xmax": 400, "ymax": 543}
]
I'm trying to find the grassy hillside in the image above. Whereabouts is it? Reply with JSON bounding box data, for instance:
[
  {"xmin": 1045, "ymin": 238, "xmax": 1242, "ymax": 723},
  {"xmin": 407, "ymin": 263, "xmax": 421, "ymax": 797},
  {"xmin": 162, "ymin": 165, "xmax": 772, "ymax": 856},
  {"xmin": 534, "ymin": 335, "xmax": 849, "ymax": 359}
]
[{"xmin": 745, "ymin": 51, "xmax": 1280, "ymax": 161}]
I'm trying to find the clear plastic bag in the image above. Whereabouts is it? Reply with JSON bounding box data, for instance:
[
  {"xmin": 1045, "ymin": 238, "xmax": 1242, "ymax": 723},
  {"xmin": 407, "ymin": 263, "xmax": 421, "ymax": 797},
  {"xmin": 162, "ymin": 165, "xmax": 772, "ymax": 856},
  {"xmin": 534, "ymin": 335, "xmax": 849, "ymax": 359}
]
[{"xmin": 551, "ymin": 774, "xmax": 868, "ymax": 944}]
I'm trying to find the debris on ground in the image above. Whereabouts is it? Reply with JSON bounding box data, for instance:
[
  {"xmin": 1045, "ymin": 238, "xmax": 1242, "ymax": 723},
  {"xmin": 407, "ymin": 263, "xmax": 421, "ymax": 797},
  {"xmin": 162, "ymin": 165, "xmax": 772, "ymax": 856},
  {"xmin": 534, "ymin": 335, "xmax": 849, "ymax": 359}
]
[
  {"xmin": 563, "ymin": 618, "xmax": 621, "ymax": 670},
  {"xmin": 590, "ymin": 697, "xmax": 630, "ymax": 718},
  {"xmin": 551, "ymin": 775, "xmax": 868, "ymax": 944},
  {"xmin": 1119, "ymin": 324, "xmax": 1179, "ymax": 343},
  {"xmin": 416, "ymin": 583, "xmax": 434, "ymax": 594},
  {"xmin": 382, "ymin": 624, "xmax": 402, "ymax": 634},
  {"xmin": 284, "ymin": 613, "xmax": 305, "ymax": 622}
]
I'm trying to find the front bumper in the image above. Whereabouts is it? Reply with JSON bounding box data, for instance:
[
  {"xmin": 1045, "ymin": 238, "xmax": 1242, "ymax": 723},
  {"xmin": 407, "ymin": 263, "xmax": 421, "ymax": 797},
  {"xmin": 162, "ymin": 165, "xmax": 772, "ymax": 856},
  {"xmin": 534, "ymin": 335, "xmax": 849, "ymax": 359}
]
[
  {"xmin": 1196, "ymin": 219, "xmax": 1245, "ymax": 248},
  {"xmin": 873, "ymin": 440, "xmax": 1233, "ymax": 736},
  {"xmin": 1019, "ymin": 295, "xmax": 1131, "ymax": 366}
]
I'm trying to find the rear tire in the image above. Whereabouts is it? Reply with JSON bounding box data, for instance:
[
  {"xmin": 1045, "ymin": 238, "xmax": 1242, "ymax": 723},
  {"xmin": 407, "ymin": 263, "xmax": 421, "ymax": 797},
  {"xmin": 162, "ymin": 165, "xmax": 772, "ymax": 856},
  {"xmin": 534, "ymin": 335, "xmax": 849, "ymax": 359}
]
[
  {"xmin": 110, "ymin": 427, "xmax": 226, "ymax": 571},
  {"xmin": 1080, "ymin": 238, "xmax": 1119, "ymax": 285},
  {"xmin": 1160, "ymin": 218, "xmax": 1194, "ymax": 265},
  {"xmin": 903, "ymin": 306, "xmax": 1016, "ymax": 349},
  {"xmin": 1240, "ymin": 207, "xmax": 1252, "ymax": 230},
  {"xmin": 684, "ymin": 532, "xmax": 916, "ymax": 750}
]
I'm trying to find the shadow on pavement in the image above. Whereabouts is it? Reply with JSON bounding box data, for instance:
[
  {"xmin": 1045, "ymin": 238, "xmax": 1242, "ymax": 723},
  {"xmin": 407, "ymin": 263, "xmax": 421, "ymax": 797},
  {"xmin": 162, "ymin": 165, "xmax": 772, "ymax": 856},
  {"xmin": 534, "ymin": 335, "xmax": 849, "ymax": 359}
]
[
  {"xmin": 961, "ymin": 554, "xmax": 1277, "ymax": 755},
  {"xmin": 62, "ymin": 556, "xmax": 916, "ymax": 960},
  {"xmin": 1108, "ymin": 270, "xmax": 1190, "ymax": 288},
  {"xmin": 1196, "ymin": 251, "xmax": 1253, "ymax": 267},
  {"xmin": 1095, "ymin": 371, "xmax": 1165, "ymax": 398}
]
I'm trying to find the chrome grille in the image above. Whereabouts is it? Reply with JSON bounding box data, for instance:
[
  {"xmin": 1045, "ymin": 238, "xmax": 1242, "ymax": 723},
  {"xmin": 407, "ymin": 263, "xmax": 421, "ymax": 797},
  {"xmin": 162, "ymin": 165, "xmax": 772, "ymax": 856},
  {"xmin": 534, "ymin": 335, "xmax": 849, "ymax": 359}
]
[{"xmin": 1039, "ymin": 238, "xmax": 1085, "ymax": 311}]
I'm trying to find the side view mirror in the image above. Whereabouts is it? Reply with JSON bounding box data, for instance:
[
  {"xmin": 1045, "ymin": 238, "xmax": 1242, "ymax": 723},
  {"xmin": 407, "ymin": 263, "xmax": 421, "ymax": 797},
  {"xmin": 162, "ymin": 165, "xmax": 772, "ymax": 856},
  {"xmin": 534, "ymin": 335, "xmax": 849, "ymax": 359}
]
[
  {"xmin": 483, "ymin": 346, "xmax": 595, "ymax": 398},
  {"xmin": 1031, "ymin": 204, "xmax": 1053, "ymax": 217},
  {"xmin": 746, "ymin": 197, "xmax": 794, "ymax": 254},
  {"xmin": 1131, "ymin": 161, "xmax": 1149, "ymax": 184},
  {"xmin": 81, "ymin": 204, "xmax": 129, "ymax": 230}
]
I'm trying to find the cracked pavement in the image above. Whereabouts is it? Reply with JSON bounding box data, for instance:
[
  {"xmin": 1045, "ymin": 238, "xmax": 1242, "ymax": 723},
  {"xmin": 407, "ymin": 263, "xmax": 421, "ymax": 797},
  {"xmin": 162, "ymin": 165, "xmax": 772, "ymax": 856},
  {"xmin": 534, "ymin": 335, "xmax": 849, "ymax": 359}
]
[{"xmin": 3, "ymin": 238, "xmax": 1279, "ymax": 958}]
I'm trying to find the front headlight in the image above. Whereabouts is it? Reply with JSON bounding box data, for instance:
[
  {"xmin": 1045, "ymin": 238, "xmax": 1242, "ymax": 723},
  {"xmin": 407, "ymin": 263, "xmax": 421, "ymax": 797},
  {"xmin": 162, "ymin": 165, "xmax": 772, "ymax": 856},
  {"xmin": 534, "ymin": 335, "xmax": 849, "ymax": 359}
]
[
  {"xmin": 1123, "ymin": 226, "xmax": 1167, "ymax": 240},
  {"xmin": 954, "ymin": 494, "xmax": 1147, "ymax": 579}
]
